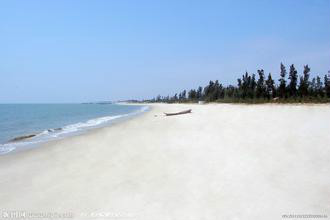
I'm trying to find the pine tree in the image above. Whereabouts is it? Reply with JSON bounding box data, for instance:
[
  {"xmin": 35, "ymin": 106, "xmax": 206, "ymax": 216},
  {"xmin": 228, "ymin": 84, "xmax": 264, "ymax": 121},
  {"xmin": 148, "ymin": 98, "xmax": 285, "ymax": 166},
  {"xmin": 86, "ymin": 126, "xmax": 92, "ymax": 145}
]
[
  {"xmin": 182, "ymin": 90, "xmax": 186, "ymax": 101},
  {"xmin": 237, "ymin": 78, "xmax": 243, "ymax": 99},
  {"xmin": 241, "ymin": 72, "xmax": 250, "ymax": 99},
  {"xmin": 298, "ymin": 65, "xmax": 310, "ymax": 97},
  {"xmin": 325, "ymin": 74, "xmax": 330, "ymax": 98},
  {"xmin": 204, "ymin": 81, "xmax": 215, "ymax": 101},
  {"xmin": 288, "ymin": 64, "xmax": 298, "ymax": 97},
  {"xmin": 212, "ymin": 80, "xmax": 220, "ymax": 101},
  {"xmin": 316, "ymin": 76, "xmax": 324, "ymax": 97},
  {"xmin": 309, "ymin": 78, "xmax": 316, "ymax": 97},
  {"xmin": 237, "ymin": 78, "xmax": 242, "ymax": 88},
  {"xmin": 174, "ymin": 93, "xmax": 178, "ymax": 101},
  {"xmin": 266, "ymin": 73, "xmax": 276, "ymax": 99},
  {"xmin": 278, "ymin": 63, "xmax": 287, "ymax": 98},
  {"xmin": 324, "ymin": 75, "xmax": 330, "ymax": 98},
  {"xmin": 188, "ymin": 89, "xmax": 196, "ymax": 100},
  {"xmin": 248, "ymin": 74, "xmax": 256, "ymax": 99},
  {"xmin": 165, "ymin": 95, "xmax": 170, "ymax": 103},
  {"xmin": 256, "ymin": 69, "xmax": 266, "ymax": 98},
  {"xmin": 196, "ymin": 86, "xmax": 203, "ymax": 100},
  {"xmin": 218, "ymin": 83, "xmax": 225, "ymax": 99},
  {"xmin": 225, "ymin": 85, "xmax": 235, "ymax": 99}
]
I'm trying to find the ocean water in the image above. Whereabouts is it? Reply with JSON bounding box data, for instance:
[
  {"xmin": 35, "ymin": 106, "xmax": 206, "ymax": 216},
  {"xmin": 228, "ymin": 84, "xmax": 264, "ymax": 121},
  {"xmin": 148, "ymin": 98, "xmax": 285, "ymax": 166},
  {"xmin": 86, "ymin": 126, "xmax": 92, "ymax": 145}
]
[{"xmin": 0, "ymin": 104, "xmax": 148, "ymax": 155}]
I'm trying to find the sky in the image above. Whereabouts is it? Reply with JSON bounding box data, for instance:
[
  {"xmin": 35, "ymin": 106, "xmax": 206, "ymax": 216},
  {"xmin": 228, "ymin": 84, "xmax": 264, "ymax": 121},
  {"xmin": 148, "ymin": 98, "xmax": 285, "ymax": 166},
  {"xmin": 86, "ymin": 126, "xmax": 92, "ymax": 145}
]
[{"xmin": 1, "ymin": 0, "xmax": 330, "ymax": 103}]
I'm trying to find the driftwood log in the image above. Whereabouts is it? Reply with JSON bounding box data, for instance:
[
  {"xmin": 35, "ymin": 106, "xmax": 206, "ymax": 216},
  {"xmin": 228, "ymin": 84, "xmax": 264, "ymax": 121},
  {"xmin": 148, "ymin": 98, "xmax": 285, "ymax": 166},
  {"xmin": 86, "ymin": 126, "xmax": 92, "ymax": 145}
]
[{"xmin": 164, "ymin": 109, "xmax": 192, "ymax": 116}]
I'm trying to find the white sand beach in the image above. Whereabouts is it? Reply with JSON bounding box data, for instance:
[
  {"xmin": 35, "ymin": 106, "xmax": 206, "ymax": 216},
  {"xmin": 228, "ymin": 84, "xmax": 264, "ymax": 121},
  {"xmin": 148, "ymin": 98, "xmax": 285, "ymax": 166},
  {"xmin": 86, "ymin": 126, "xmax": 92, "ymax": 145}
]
[{"xmin": 0, "ymin": 103, "xmax": 330, "ymax": 219}]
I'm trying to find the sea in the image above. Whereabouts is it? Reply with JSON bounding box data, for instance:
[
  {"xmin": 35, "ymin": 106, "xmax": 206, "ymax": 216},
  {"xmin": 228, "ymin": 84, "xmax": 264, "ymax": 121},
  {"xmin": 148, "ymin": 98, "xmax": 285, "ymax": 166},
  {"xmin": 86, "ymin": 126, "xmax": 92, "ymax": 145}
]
[{"xmin": 0, "ymin": 103, "xmax": 148, "ymax": 155}]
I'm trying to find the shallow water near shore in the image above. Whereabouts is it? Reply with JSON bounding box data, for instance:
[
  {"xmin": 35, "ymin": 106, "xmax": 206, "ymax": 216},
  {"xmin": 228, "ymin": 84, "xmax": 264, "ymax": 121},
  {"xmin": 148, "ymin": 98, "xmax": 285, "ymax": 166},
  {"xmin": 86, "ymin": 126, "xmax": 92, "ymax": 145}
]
[{"xmin": 0, "ymin": 103, "xmax": 149, "ymax": 154}]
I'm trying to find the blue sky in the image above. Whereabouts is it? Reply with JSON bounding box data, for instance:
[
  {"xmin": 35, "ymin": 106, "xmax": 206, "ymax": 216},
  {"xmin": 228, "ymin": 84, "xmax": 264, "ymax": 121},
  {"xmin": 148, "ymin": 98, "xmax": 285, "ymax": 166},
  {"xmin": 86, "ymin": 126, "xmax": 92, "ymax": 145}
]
[{"xmin": 1, "ymin": 0, "xmax": 330, "ymax": 103}]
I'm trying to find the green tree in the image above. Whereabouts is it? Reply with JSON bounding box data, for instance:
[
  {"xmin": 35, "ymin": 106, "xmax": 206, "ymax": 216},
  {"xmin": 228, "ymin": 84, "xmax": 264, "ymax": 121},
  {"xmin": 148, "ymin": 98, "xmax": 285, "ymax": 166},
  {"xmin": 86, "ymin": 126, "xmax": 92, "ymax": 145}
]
[
  {"xmin": 278, "ymin": 63, "xmax": 287, "ymax": 98},
  {"xmin": 309, "ymin": 78, "xmax": 316, "ymax": 97},
  {"xmin": 204, "ymin": 80, "xmax": 224, "ymax": 101},
  {"xmin": 224, "ymin": 85, "xmax": 235, "ymax": 99},
  {"xmin": 182, "ymin": 90, "xmax": 186, "ymax": 100},
  {"xmin": 248, "ymin": 74, "xmax": 256, "ymax": 99},
  {"xmin": 188, "ymin": 89, "xmax": 196, "ymax": 100},
  {"xmin": 316, "ymin": 76, "xmax": 324, "ymax": 97},
  {"xmin": 266, "ymin": 73, "xmax": 276, "ymax": 99},
  {"xmin": 178, "ymin": 92, "xmax": 182, "ymax": 100},
  {"xmin": 298, "ymin": 65, "xmax": 310, "ymax": 97},
  {"xmin": 288, "ymin": 64, "xmax": 298, "ymax": 97},
  {"xmin": 196, "ymin": 86, "xmax": 203, "ymax": 100},
  {"xmin": 256, "ymin": 69, "xmax": 266, "ymax": 98},
  {"xmin": 213, "ymin": 80, "xmax": 220, "ymax": 101},
  {"xmin": 173, "ymin": 93, "xmax": 178, "ymax": 101},
  {"xmin": 325, "ymin": 74, "xmax": 330, "ymax": 98},
  {"xmin": 203, "ymin": 81, "xmax": 215, "ymax": 101},
  {"xmin": 240, "ymin": 72, "xmax": 250, "ymax": 99},
  {"xmin": 237, "ymin": 78, "xmax": 243, "ymax": 99}
]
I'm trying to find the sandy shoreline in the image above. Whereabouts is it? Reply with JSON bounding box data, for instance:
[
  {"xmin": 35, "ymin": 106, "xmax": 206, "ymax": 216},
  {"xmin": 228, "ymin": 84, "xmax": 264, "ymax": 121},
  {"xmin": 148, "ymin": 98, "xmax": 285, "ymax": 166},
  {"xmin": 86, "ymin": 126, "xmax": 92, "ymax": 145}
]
[{"xmin": 1, "ymin": 103, "xmax": 330, "ymax": 219}]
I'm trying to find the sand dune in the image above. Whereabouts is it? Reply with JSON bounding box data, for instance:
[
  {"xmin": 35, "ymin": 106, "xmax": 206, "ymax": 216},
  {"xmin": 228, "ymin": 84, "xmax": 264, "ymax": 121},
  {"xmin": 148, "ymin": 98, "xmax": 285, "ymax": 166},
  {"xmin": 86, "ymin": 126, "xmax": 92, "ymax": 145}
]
[{"xmin": 0, "ymin": 103, "xmax": 329, "ymax": 219}]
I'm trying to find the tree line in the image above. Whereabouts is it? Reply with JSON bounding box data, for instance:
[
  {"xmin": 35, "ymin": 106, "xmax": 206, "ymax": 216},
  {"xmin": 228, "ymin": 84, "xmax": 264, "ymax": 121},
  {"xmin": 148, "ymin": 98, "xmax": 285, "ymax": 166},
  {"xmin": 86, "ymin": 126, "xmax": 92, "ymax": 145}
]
[{"xmin": 147, "ymin": 63, "xmax": 330, "ymax": 103}]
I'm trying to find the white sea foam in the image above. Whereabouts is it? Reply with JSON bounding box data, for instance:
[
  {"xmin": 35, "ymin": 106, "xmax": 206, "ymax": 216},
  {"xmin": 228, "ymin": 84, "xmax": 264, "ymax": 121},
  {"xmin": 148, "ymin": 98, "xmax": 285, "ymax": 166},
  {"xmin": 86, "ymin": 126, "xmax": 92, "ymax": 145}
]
[
  {"xmin": 0, "ymin": 140, "xmax": 43, "ymax": 155},
  {"xmin": 52, "ymin": 115, "xmax": 123, "ymax": 137},
  {"xmin": 0, "ymin": 105, "xmax": 150, "ymax": 155},
  {"xmin": 0, "ymin": 145, "xmax": 16, "ymax": 155}
]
